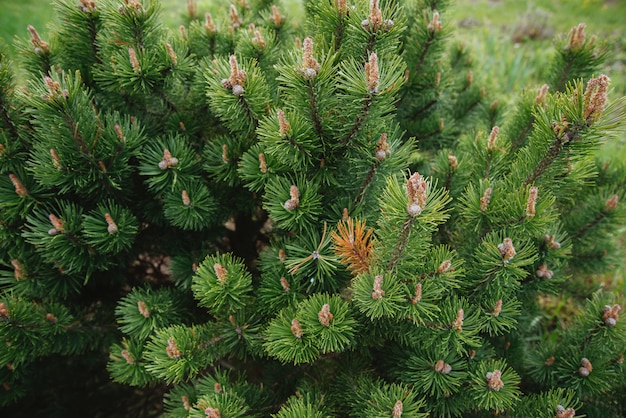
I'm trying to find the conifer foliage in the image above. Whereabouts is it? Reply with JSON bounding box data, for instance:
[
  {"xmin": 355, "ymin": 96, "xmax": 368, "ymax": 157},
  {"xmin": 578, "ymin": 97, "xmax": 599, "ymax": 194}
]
[{"xmin": 1, "ymin": 0, "xmax": 625, "ymax": 416}]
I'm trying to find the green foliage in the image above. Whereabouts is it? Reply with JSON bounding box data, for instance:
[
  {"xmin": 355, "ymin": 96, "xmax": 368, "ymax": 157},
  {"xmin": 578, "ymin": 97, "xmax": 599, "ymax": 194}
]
[{"xmin": 0, "ymin": 0, "xmax": 625, "ymax": 416}]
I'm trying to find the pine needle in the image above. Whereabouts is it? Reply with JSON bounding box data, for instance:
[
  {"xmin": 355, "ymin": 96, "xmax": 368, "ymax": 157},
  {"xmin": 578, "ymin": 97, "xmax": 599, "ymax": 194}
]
[{"xmin": 332, "ymin": 217, "xmax": 374, "ymax": 274}]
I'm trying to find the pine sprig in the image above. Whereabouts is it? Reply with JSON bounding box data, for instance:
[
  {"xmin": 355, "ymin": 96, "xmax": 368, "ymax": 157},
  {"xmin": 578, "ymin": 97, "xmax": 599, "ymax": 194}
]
[
  {"xmin": 332, "ymin": 216, "xmax": 375, "ymax": 275},
  {"xmin": 192, "ymin": 253, "xmax": 253, "ymax": 315}
]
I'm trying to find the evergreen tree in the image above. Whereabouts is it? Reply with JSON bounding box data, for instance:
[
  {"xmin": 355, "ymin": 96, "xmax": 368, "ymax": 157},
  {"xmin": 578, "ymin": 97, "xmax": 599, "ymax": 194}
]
[{"xmin": 1, "ymin": 0, "xmax": 625, "ymax": 416}]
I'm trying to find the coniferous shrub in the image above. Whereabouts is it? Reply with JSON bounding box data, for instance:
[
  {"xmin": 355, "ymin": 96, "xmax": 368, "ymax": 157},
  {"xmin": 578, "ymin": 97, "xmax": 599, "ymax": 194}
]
[{"xmin": 1, "ymin": 0, "xmax": 625, "ymax": 416}]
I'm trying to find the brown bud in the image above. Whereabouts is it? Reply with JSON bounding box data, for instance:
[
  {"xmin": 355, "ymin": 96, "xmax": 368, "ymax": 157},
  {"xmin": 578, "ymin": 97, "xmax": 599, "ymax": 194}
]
[
  {"xmin": 232, "ymin": 84, "xmax": 244, "ymax": 96},
  {"xmin": 277, "ymin": 109, "xmax": 290, "ymax": 136},
  {"xmin": 566, "ymin": 23, "xmax": 586, "ymax": 51},
  {"xmin": 159, "ymin": 148, "xmax": 178, "ymax": 170},
  {"xmin": 486, "ymin": 370, "xmax": 504, "ymax": 391},
  {"xmin": 480, "ymin": 188, "xmax": 492, "ymax": 212},
  {"xmin": 487, "ymin": 126, "xmax": 499, "ymax": 151},
  {"xmin": 375, "ymin": 133, "xmax": 390, "ymax": 161},
  {"xmin": 284, "ymin": 185, "xmax": 300, "ymax": 211},
  {"xmin": 371, "ymin": 275, "xmax": 385, "ymax": 300},
  {"xmin": 181, "ymin": 190, "xmax": 191, "ymax": 206},
  {"xmin": 411, "ymin": 282, "xmax": 422, "ymax": 304},
  {"xmin": 50, "ymin": 148, "xmax": 62, "ymax": 169},
  {"xmin": 229, "ymin": 4, "xmax": 241, "ymax": 28},
  {"xmin": 258, "ymin": 153, "xmax": 267, "ymax": 173},
  {"xmin": 434, "ymin": 359, "xmax": 452, "ymax": 374},
  {"xmin": 605, "ymin": 194, "xmax": 619, "ymax": 211},
  {"xmin": 453, "ymin": 308, "xmax": 464, "ymax": 331},
  {"xmin": 27, "ymin": 25, "xmax": 50, "ymax": 54},
  {"xmin": 104, "ymin": 213, "xmax": 118, "ymax": 234},
  {"xmin": 270, "ymin": 5, "xmax": 282, "ymax": 26},
  {"xmin": 46, "ymin": 312, "xmax": 57, "ymax": 324},
  {"xmin": 448, "ymin": 153, "xmax": 458, "ymax": 170},
  {"xmin": 406, "ymin": 172, "xmax": 428, "ymax": 217},
  {"xmin": 0, "ymin": 302, "xmax": 9, "ymax": 319},
  {"xmin": 214, "ymin": 382, "xmax": 222, "ymax": 393},
  {"xmin": 222, "ymin": 144, "xmax": 229, "ymax": 163},
  {"xmin": 9, "ymin": 173, "xmax": 28, "ymax": 197},
  {"xmin": 362, "ymin": 0, "xmax": 383, "ymax": 31},
  {"xmin": 228, "ymin": 55, "xmax": 247, "ymax": 91},
  {"xmin": 186, "ymin": 0, "xmax": 197, "ymax": 19},
  {"xmin": 544, "ymin": 234, "xmax": 561, "ymax": 250},
  {"xmin": 583, "ymin": 74, "xmax": 610, "ymax": 123},
  {"xmin": 166, "ymin": 43, "xmax": 177, "ymax": 65},
  {"xmin": 213, "ymin": 263, "xmax": 228, "ymax": 284},
  {"xmin": 602, "ymin": 304, "xmax": 621, "ymax": 327},
  {"xmin": 318, "ymin": 303, "xmax": 333, "ymax": 327},
  {"xmin": 392, "ymin": 400, "xmax": 403, "ymax": 418},
  {"xmin": 365, "ymin": 52, "xmax": 380, "ymax": 94},
  {"xmin": 166, "ymin": 337, "xmax": 181, "ymax": 359},
  {"xmin": 536, "ymin": 263, "xmax": 554, "ymax": 279},
  {"xmin": 290, "ymin": 318, "xmax": 303, "ymax": 338},
  {"xmin": 49, "ymin": 213, "xmax": 64, "ymax": 233},
  {"xmin": 252, "ymin": 30, "xmax": 266, "ymax": 49},
  {"xmin": 526, "ymin": 186, "xmax": 538, "ymax": 217},
  {"xmin": 438, "ymin": 260, "xmax": 452, "ymax": 274},
  {"xmin": 544, "ymin": 356, "xmax": 556, "ymax": 366},
  {"xmin": 556, "ymin": 405, "xmax": 576, "ymax": 418},
  {"xmin": 427, "ymin": 11, "xmax": 442, "ymax": 33},
  {"xmin": 121, "ymin": 349, "xmax": 135, "ymax": 364},
  {"xmin": 536, "ymin": 84, "xmax": 549, "ymax": 104},
  {"xmin": 498, "ymin": 238, "xmax": 516, "ymax": 262},
  {"xmin": 492, "ymin": 299, "xmax": 503, "ymax": 317},
  {"xmin": 580, "ymin": 357, "xmax": 593, "ymax": 373},
  {"xmin": 336, "ymin": 0, "xmax": 347, "ymax": 16},
  {"xmin": 79, "ymin": 0, "xmax": 97, "ymax": 12},
  {"xmin": 128, "ymin": 48, "xmax": 140, "ymax": 73},
  {"xmin": 137, "ymin": 300, "xmax": 150, "ymax": 318},
  {"xmin": 181, "ymin": 395, "xmax": 191, "ymax": 411},
  {"xmin": 280, "ymin": 277, "xmax": 290, "ymax": 292},
  {"xmin": 301, "ymin": 37, "xmax": 319, "ymax": 79},
  {"xmin": 205, "ymin": 407, "xmax": 220, "ymax": 418},
  {"xmin": 204, "ymin": 12, "xmax": 217, "ymax": 34}
]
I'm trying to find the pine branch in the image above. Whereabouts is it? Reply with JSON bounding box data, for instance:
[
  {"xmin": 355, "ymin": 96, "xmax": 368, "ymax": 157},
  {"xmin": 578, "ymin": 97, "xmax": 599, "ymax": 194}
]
[
  {"xmin": 414, "ymin": 31, "xmax": 437, "ymax": 77},
  {"xmin": 339, "ymin": 97, "xmax": 372, "ymax": 146},
  {"xmin": 0, "ymin": 94, "xmax": 19, "ymax": 141},
  {"xmin": 306, "ymin": 81, "xmax": 324, "ymax": 138},
  {"xmin": 354, "ymin": 162, "xmax": 378, "ymax": 207},
  {"xmin": 332, "ymin": 217, "xmax": 374, "ymax": 274},
  {"xmin": 386, "ymin": 216, "xmax": 416, "ymax": 271},
  {"xmin": 573, "ymin": 209, "xmax": 610, "ymax": 239},
  {"xmin": 510, "ymin": 118, "xmax": 534, "ymax": 151},
  {"xmin": 523, "ymin": 122, "xmax": 585, "ymax": 186}
]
